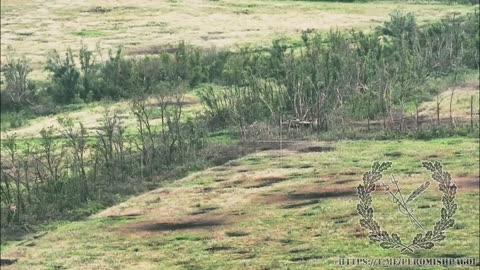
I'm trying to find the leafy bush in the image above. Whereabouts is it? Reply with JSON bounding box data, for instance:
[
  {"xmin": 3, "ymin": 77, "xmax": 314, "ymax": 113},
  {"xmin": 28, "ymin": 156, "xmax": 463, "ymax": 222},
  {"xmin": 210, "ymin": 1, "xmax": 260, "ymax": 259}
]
[
  {"xmin": 199, "ymin": 12, "xmax": 479, "ymax": 134},
  {"xmin": 45, "ymin": 49, "xmax": 81, "ymax": 104}
]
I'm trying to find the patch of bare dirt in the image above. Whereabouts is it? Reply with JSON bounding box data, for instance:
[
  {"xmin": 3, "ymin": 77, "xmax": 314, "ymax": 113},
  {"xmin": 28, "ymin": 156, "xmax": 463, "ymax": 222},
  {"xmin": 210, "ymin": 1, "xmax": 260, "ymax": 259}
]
[
  {"xmin": 454, "ymin": 82, "xmax": 480, "ymax": 91},
  {"xmin": 139, "ymin": 220, "xmax": 223, "ymax": 232},
  {"xmin": 244, "ymin": 176, "xmax": 288, "ymax": 189},
  {"xmin": 222, "ymin": 178, "xmax": 246, "ymax": 188},
  {"xmin": 104, "ymin": 210, "xmax": 144, "ymax": 218},
  {"xmin": 346, "ymin": 225, "xmax": 368, "ymax": 239},
  {"xmin": 335, "ymin": 179, "xmax": 356, "ymax": 185},
  {"xmin": 221, "ymin": 174, "xmax": 290, "ymax": 189},
  {"xmin": 190, "ymin": 206, "xmax": 219, "ymax": 215},
  {"xmin": 454, "ymin": 176, "xmax": 479, "ymax": 192},
  {"xmin": 338, "ymin": 170, "xmax": 358, "ymax": 176}
]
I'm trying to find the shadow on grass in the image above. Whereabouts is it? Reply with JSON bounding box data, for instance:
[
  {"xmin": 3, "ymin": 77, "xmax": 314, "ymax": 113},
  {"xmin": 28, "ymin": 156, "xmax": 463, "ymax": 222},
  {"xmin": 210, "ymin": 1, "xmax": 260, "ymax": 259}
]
[
  {"xmin": 136, "ymin": 219, "xmax": 224, "ymax": 232},
  {"xmin": 287, "ymin": 190, "xmax": 355, "ymax": 200},
  {"xmin": 281, "ymin": 199, "xmax": 320, "ymax": 209},
  {"xmin": 289, "ymin": 255, "xmax": 323, "ymax": 262},
  {"xmin": 0, "ymin": 259, "xmax": 18, "ymax": 266},
  {"xmin": 298, "ymin": 146, "xmax": 335, "ymax": 153},
  {"xmin": 245, "ymin": 176, "xmax": 288, "ymax": 189}
]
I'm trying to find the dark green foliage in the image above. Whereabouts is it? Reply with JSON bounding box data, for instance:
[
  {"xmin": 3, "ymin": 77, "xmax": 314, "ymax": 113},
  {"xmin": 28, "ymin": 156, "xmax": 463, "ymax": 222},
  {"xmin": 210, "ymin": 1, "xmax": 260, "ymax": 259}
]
[
  {"xmin": 0, "ymin": 111, "xmax": 31, "ymax": 130},
  {"xmin": 45, "ymin": 49, "xmax": 81, "ymax": 104},
  {"xmin": 377, "ymin": 11, "xmax": 417, "ymax": 40},
  {"xmin": 78, "ymin": 45, "xmax": 97, "ymax": 101},
  {"xmin": 39, "ymin": 43, "xmax": 231, "ymax": 104},
  {"xmin": 97, "ymin": 48, "xmax": 137, "ymax": 99},
  {"xmin": 198, "ymin": 12, "xmax": 478, "ymax": 135}
]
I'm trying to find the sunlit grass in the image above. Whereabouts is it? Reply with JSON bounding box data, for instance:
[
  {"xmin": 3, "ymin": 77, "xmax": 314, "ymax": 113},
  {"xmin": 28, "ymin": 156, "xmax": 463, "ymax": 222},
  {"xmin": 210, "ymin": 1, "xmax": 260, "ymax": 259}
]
[{"xmin": 2, "ymin": 138, "xmax": 477, "ymax": 269}]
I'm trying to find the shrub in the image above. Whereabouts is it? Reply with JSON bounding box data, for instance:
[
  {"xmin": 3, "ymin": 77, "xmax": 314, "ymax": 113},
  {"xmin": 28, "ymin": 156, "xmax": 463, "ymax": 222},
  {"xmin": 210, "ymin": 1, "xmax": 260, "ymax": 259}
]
[
  {"xmin": 45, "ymin": 49, "xmax": 81, "ymax": 104},
  {"xmin": 3, "ymin": 52, "xmax": 35, "ymax": 110}
]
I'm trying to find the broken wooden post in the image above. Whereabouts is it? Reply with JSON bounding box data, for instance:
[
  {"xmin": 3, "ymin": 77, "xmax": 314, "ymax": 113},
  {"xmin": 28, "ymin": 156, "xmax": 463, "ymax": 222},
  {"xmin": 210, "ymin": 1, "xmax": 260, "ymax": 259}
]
[{"xmin": 471, "ymin": 95, "xmax": 474, "ymax": 130}]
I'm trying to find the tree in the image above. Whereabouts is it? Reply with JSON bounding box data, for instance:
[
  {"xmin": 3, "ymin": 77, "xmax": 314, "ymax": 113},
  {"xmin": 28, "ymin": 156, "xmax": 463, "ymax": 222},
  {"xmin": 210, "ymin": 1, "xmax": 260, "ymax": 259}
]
[
  {"xmin": 79, "ymin": 45, "xmax": 97, "ymax": 100},
  {"xmin": 45, "ymin": 49, "xmax": 81, "ymax": 104},
  {"xmin": 3, "ymin": 52, "xmax": 34, "ymax": 111}
]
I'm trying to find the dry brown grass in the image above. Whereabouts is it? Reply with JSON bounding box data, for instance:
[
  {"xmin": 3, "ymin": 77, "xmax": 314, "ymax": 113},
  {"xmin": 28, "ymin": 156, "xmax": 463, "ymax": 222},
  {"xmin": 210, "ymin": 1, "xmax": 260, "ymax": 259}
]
[
  {"xmin": 0, "ymin": 93, "xmax": 201, "ymax": 138},
  {"xmin": 419, "ymin": 82, "xmax": 480, "ymax": 119},
  {"xmin": 1, "ymin": 0, "xmax": 474, "ymax": 79}
]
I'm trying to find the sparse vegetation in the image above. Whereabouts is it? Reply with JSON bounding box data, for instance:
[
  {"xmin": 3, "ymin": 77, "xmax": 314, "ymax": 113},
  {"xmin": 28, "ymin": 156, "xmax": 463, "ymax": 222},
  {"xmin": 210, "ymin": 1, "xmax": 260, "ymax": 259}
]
[
  {"xmin": 0, "ymin": 0, "xmax": 479, "ymax": 269},
  {"xmin": 1, "ymin": 138, "xmax": 478, "ymax": 269},
  {"xmin": 0, "ymin": 95, "xmax": 210, "ymax": 232}
]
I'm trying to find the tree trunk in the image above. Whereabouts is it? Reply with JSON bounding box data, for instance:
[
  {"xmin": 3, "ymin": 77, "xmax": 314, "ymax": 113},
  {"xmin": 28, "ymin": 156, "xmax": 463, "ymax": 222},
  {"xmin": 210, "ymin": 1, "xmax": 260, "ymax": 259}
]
[
  {"xmin": 470, "ymin": 95, "xmax": 474, "ymax": 130},
  {"xmin": 400, "ymin": 100, "xmax": 405, "ymax": 131},
  {"xmin": 415, "ymin": 102, "xmax": 419, "ymax": 130},
  {"xmin": 449, "ymin": 88, "xmax": 455, "ymax": 127},
  {"xmin": 436, "ymin": 94, "xmax": 440, "ymax": 126}
]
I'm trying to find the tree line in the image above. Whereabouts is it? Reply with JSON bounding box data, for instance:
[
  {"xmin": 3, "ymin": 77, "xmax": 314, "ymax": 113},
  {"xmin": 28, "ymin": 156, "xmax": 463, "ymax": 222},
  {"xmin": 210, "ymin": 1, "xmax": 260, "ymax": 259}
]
[
  {"xmin": 198, "ymin": 11, "xmax": 479, "ymax": 138},
  {"xmin": 1, "ymin": 11, "xmax": 478, "ymax": 232},
  {"xmin": 3, "ymin": 12, "xmax": 478, "ymax": 131},
  {"xmin": 1, "ymin": 92, "xmax": 210, "ymax": 231}
]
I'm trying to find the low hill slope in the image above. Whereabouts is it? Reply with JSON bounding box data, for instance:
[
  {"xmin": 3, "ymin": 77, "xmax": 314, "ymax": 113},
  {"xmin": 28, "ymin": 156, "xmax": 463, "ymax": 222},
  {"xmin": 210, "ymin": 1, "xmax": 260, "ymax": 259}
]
[{"xmin": 2, "ymin": 138, "xmax": 479, "ymax": 269}]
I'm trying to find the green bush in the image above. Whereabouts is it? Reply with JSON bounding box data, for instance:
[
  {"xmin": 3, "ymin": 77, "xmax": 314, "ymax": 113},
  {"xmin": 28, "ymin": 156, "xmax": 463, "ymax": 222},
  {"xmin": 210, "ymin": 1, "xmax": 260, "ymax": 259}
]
[{"xmin": 45, "ymin": 49, "xmax": 81, "ymax": 104}]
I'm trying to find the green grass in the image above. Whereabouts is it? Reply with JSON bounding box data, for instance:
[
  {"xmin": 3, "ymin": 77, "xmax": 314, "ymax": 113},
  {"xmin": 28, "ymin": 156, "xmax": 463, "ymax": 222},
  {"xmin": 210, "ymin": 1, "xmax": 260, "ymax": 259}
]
[
  {"xmin": 1, "ymin": 1, "xmax": 478, "ymax": 269},
  {"xmin": 207, "ymin": 129, "xmax": 238, "ymax": 145},
  {"xmin": 2, "ymin": 137, "xmax": 478, "ymax": 269},
  {"xmin": 73, "ymin": 30, "xmax": 106, "ymax": 37},
  {"xmin": 0, "ymin": 111, "xmax": 33, "ymax": 131}
]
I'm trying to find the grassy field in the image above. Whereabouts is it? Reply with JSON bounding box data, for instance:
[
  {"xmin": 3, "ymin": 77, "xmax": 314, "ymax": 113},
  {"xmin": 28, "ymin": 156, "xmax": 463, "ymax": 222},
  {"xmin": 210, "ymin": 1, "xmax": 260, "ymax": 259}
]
[
  {"xmin": 419, "ymin": 82, "xmax": 480, "ymax": 119},
  {"xmin": 1, "ymin": 0, "xmax": 476, "ymax": 79},
  {"xmin": 1, "ymin": 137, "xmax": 478, "ymax": 269},
  {"xmin": 0, "ymin": 93, "xmax": 203, "ymax": 137},
  {"xmin": 1, "ymin": 0, "xmax": 479, "ymax": 269}
]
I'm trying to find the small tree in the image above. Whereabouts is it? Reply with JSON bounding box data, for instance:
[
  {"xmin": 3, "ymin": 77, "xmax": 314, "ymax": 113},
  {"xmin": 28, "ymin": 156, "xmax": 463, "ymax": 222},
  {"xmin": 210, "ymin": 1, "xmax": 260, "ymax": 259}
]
[
  {"xmin": 79, "ymin": 45, "xmax": 97, "ymax": 101},
  {"xmin": 45, "ymin": 49, "xmax": 81, "ymax": 104},
  {"xmin": 58, "ymin": 116, "xmax": 89, "ymax": 202},
  {"xmin": 4, "ymin": 52, "xmax": 34, "ymax": 111}
]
